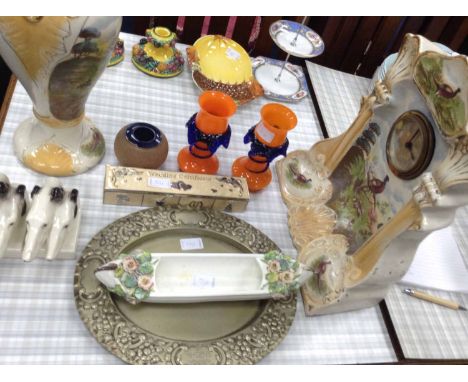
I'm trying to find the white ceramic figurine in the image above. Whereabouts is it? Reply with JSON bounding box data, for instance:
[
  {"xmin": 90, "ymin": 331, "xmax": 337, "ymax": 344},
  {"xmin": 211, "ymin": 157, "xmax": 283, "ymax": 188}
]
[
  {"xmin": 46, "ymin": 188, "xmax": 79, "ymax": 261},
  {"xmin": 22, "ymin": 178, "xmax": 79, "ymax": 261},
  {"xmin": 0, "ymin": 173, "xmax": 28, "ymax": 257}
]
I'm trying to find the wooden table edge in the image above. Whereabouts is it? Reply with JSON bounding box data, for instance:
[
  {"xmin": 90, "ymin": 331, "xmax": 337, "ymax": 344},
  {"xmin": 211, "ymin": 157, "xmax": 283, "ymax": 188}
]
[{"xmin": 0, "ymin": 74, "xmax": 17, "ymax": 135}]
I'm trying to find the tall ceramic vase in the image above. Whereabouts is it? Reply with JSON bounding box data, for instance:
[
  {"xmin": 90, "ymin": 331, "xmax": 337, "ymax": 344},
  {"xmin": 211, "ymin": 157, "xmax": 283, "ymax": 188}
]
[{"xmin": 0, "ymin": 16, "xmax": 122, "ymax": 176}]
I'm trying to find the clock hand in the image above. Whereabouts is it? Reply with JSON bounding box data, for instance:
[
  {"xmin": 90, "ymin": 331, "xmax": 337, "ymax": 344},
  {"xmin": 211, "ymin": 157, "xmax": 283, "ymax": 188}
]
[
  {"xmin": 404, "ymin": 141, "xmax": 415, "ymax": 161},
  {"xmin": 408, "ymin": 129, "xmax": 420, "ymax": 144},
  {"xmin": 402, "ymin": 129, "xmax": 420, "ymax": 161}
]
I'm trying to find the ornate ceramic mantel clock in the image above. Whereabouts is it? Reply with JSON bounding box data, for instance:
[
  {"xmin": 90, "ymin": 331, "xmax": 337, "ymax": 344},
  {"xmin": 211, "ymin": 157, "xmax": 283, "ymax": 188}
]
[{"xmin": 276, "ymin": 34, "xmax": 468, "ymax": 315}]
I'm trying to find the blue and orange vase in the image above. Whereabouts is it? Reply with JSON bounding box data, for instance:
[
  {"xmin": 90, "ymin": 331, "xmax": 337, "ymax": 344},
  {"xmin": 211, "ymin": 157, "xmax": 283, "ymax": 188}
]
[
  {"xmin": 232, "ymin": 103, "xmax": 297, "ymax": 192},
  {"xmin": 178, "ymin": 91, "xmax": 237, "ymax": 174}
]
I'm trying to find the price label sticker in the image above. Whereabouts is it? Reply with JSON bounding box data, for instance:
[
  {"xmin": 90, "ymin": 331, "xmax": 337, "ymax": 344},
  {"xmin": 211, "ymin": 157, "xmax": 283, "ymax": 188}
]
[
  {"xmin": 226, "ymin": 47, "xmax": 241, "ymax": 60},
  {"xmin": 180, "ymin": 237, "xmax": 204, "ymax": 251},
  {"xmin": 148, "ymin": 177, "xmax": 171, "ymax": 189},
  {"xmin": 192, "ymin": 274, "xmax": 215, "ymax": 288},
  {"xmin": 256, "ymin": 122, "xmax": 275, "ymax": 144}
]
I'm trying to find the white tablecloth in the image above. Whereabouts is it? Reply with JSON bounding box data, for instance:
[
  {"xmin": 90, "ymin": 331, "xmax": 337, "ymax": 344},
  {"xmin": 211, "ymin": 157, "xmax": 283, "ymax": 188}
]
[{"xmin": 0, "ymin": 33, "xmax": 396, "ymax": 364}]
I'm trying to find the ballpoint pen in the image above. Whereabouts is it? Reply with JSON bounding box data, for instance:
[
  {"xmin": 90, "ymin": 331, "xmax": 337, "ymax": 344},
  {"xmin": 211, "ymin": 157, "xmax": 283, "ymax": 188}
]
[{"xmin": 403, "ymin": 288, "xmax": 467, "ymax": 311}]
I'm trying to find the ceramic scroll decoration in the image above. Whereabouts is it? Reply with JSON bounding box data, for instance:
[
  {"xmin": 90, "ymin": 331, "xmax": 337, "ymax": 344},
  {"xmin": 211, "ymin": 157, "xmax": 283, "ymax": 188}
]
[
  {"xmin": 114, "ymin": 122, "xmax": 169, "ymax": 169},
  {"xmin": 0, "ymin": 173, "xmax": 28, "ymax": 258},
  {"xmin": 276, "ymin": 34, "xmax": 468, "ymax": 316},
  {"xmin": 95, "ymin": 250, "xmax": 312, "ymax": 304},
  {"xmin": 108, "ymin": 37, "xmax": 124, "ymax": 67},
  {"xmin": 132, "ymin": 27, "xmax": 184, "ymax": 78},
  {"xmin": 0, "ymin": 17, "xmax": 122, "ymax": 176},
  {"xmin": 187, "ymin": 35, "xmax": 263, "ymax": 104},
  {"xmin": 232, "ymin": 103, "xmax": 297, "ymax": 192},
  {"xmin": 178, "ymin": 91, "xmax": 237, "ymax": 174}
]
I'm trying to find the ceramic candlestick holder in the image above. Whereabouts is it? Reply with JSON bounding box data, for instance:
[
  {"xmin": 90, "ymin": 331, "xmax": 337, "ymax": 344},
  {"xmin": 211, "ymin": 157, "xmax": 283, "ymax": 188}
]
[
  {"xmin": 178, "ymin": 91, "xmax": 237, "ymax": 174},
  {"xmin": 132, "ymin": 26, "xmax": 184, "ymax": 78},
  {"xmin": 232, "ymin": 103, "xmax": 297, "ymax": 192}
]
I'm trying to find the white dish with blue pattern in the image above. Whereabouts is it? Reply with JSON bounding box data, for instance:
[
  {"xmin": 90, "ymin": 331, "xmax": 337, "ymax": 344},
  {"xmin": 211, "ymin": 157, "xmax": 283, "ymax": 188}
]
[
  {"xmin": 252, "ymin": 56, "xmax": 309, "ymax": 102},
  {"xmin": 269, "ymin": 20, "xmax": 325, "ymax": 58}
]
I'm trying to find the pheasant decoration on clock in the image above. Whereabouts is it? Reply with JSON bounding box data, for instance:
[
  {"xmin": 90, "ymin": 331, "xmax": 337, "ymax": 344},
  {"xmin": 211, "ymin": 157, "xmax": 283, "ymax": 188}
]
[{"xmin": 276, "ymin": 34, "xmax": 468, "ymax": 316}]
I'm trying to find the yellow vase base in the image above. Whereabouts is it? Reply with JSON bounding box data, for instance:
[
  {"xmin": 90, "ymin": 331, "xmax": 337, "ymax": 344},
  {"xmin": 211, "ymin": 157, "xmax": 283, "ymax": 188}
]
[{"xmin": 23, "ymin": 143, "xmax": 74, "ymax": 176}]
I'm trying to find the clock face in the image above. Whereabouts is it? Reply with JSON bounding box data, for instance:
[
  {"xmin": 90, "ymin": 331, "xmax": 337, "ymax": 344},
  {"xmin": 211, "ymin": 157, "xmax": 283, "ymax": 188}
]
[{"xmin": 386, "ymin": 111, "xmax": 435, "ymax": 180}]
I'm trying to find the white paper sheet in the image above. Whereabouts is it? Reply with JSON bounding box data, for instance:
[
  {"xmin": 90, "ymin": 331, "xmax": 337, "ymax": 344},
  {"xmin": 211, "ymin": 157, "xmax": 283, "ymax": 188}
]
[{"xmin": 399, "ymin": 226, "xmax": 468, "ymax": 293}]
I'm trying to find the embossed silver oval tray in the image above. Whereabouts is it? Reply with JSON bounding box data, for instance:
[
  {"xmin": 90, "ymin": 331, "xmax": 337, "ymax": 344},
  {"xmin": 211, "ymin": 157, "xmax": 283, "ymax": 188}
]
[{"xmin": 74, "ymin": 207, "xmax": 296, "ymax": 364}]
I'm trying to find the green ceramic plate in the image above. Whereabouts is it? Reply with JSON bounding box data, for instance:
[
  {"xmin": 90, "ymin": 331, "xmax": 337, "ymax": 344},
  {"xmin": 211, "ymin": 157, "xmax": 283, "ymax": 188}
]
[{"xmin": 74, "ymin": 207, "xmax": 296, "ymax": 364}]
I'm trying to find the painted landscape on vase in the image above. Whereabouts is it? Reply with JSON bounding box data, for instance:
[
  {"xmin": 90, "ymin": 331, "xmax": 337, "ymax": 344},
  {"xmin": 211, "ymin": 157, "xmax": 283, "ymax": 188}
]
[{"xmin": 48, "ymin": 19, "xmax": 116, "ymax": 121}]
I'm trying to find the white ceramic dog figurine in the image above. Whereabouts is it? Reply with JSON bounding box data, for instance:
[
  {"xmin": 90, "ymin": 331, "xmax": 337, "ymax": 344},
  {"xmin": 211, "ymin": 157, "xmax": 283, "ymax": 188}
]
[
  {"xmin": 0, "ymin": 173, "xmax": 28, "ymax": 257},
  {"xmin": 46, "ymin": 188, "xmax": 79, "ymax": 260},
  {"xmin": 22, "ymin": 178, "xmax": 79, "ymax": 262}
]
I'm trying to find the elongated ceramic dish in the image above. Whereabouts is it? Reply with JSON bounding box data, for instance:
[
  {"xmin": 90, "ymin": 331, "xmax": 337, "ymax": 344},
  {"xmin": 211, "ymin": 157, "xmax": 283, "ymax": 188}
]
[
  {"xmin": 74, "ymin": 206, "xmax": 296, "ymax": 364},
  {"xmin": 95, "ymin": 251, "xmax": 310, "ymax": 303}
]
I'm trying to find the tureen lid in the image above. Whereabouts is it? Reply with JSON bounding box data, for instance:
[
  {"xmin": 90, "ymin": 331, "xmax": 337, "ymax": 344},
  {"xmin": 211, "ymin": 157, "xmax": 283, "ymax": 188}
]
[{"xmin": 193, "ymin": 35, "xmax": 253, "ymax": 85}]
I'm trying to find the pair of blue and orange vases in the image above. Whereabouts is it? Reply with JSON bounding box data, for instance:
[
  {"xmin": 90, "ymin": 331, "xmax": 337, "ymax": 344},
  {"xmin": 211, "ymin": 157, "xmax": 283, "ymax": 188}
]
[{"xmin": 177, "ymin": 91, "xmax": 297, "ymax": 192}]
